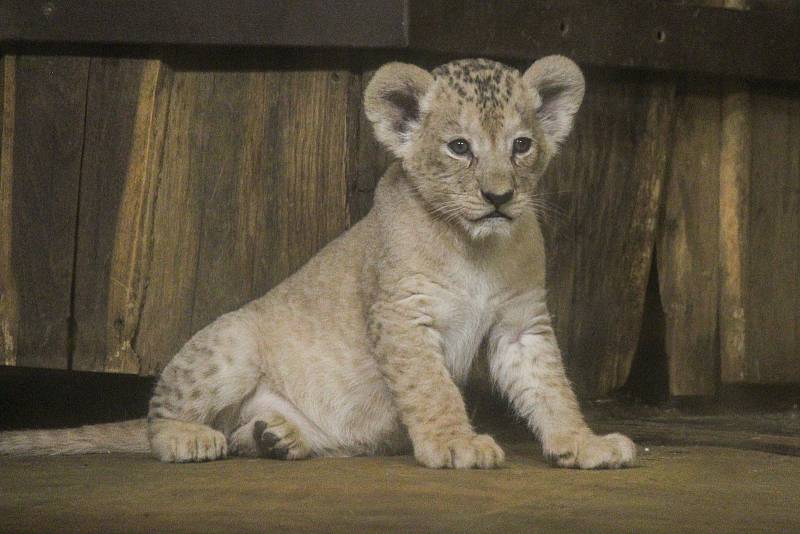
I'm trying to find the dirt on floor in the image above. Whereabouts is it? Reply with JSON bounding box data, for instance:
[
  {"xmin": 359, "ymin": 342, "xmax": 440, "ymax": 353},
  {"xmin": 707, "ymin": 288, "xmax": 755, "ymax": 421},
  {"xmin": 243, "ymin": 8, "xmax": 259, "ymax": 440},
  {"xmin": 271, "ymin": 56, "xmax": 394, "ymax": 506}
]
[{"xmin": 2, "ymin": 435, "xmax": 799, "ymax": 533}]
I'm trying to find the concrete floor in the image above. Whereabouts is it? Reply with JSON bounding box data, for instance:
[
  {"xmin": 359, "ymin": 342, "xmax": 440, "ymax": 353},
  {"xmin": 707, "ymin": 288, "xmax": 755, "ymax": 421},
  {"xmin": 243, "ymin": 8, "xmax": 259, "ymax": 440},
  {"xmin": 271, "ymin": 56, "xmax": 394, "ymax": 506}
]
[{"xmin": 2, "ymin": 437, "xmax": 799, "ymax": 533}]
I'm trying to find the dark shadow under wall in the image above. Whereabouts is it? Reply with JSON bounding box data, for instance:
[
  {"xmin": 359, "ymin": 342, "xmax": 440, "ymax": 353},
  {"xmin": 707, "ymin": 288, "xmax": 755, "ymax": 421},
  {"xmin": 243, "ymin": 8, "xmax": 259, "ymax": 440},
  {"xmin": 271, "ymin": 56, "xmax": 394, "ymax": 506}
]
[
  {"xmin": 622, "ymin": 251, "xmax": 670, "ymax": 404},
  {"xmin": 0, "ymin": 366, "xmax": 153, "ymax": 430},
  {"xmin": 620, "ymin": 251, "xmax": 800, "ymax": 413}
]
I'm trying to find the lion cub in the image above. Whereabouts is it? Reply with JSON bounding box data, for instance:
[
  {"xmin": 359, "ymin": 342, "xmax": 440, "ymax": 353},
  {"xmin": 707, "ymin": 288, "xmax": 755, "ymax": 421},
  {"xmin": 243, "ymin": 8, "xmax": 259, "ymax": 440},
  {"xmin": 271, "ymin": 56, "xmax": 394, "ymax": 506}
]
[{"xmin": 1, "ymin": 56, "xmax": 635, "ymax": 469}]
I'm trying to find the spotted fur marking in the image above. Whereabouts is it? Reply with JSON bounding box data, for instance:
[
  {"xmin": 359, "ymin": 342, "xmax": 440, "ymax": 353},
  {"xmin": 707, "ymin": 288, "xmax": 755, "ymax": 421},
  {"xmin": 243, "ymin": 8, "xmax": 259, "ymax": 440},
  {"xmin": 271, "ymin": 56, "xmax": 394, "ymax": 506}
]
[{"xmin": 432, "ymin": 59, "xmax": 518, "ymax": 127}]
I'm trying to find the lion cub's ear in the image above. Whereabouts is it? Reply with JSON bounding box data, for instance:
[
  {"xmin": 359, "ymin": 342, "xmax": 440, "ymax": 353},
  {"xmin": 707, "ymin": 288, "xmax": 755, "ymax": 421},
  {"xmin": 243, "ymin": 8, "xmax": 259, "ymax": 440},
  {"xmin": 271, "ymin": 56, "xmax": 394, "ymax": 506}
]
[
  {"xmin": 364, "ymin": 63, "xmax": 434, "ymax": 157},
  {"xmin": 522, "ymin": 56, "xmax": 585, "ymax": 149}
]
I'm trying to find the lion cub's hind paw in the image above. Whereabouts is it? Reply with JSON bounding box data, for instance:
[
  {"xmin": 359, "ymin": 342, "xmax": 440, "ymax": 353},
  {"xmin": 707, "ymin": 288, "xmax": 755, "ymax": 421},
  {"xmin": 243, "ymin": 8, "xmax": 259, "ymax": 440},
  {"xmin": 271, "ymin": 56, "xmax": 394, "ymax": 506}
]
[{"xmin": 252, "ymin": 414, "xmax": 312, "ymax": 460}]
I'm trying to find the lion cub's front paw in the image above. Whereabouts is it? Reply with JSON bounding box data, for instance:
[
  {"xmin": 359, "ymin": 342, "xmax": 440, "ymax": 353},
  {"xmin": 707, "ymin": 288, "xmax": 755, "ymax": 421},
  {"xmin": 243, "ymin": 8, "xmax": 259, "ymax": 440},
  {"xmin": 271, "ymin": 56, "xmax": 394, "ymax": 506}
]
[
  {"xmin": 150, "ymin": 421, "xmax": 228, "ymax": 463},
  {"xmin": 415, "ymin": 433, "xmax": 505, "ymax": 469},
  {"xmin": 544, "ymin": 431, "xmax": 636, "ymax": 469}
]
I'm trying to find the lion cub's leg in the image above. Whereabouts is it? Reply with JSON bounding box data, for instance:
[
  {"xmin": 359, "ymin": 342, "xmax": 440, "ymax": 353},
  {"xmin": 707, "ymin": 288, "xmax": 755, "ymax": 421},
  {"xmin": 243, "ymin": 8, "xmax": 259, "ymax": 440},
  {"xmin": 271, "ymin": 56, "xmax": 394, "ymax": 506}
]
[
  {"xmin": 229, "ymin": 414, "xmax": 312, "ymax": 460},
  {"xmin": 147, "ymin": 313, "xmax": 262, "ymax": 462},
  {"xmin": 489, "ymin": 293, "xmax": 636, "ymax": 469},
  {"xmin": 370, "ymin": 292, "xmax": 505, "ymax": 469}
]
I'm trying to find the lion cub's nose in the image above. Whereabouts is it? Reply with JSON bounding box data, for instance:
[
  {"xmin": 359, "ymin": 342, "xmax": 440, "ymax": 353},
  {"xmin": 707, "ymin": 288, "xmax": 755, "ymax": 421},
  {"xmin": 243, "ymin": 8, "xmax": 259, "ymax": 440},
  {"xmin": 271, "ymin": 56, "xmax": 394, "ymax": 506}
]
[{"xmin": 481, "ymin": 189, "xmax": 514, "ymax": 208}]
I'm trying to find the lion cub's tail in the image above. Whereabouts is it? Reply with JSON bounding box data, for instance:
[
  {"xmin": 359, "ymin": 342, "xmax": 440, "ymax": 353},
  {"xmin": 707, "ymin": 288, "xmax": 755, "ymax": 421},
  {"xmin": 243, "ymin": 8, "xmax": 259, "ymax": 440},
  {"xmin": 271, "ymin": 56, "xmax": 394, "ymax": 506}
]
[{"xmin": 0, "ymin": 419, "xmax": 149, "ymax": 456}]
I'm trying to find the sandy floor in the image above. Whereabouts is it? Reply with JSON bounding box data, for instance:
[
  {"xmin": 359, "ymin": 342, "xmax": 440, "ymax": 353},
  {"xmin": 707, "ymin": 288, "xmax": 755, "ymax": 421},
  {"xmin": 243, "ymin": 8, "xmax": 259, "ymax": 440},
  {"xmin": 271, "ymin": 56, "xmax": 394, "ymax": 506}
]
[{"xmin": 2, "ymin": 437, "xmax": 799, "ymax": 533}]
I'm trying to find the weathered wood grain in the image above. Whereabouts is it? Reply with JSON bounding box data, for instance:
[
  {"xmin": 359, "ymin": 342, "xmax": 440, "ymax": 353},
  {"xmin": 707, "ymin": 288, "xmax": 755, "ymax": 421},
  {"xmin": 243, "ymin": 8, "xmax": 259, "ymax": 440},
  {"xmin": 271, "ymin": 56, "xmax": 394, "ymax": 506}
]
[
  {"xmin": 0, "ymin": 55, "xmax": 89, "ymax": 369},
  {"xmin": 186, "ymin": 67, "xmax": 354, "ymax": 334},
  {"xmin": 657, "ymin": 79, "xmax": 721, "ymax": 396},
  {"xmin": 542, "ymin": 70, "xmax": 676, "ymax": 397},
  {"xmin": 744, "ymin": 88, "xmax": 800, "ymax": 383},
  {"xmin": 0, "ymin": 54, "xmax": 18, "ymax": 366},
  {"xmin": 71, "ymin": 58, "xmax": 165, "ymax": 373},
  {"xmin": 718, "ymin": 91, "xmax": 750, "ymax": 383},
  {"xmin": 718, "ymin": 2, "xmax": 753, "ymax": 386}
]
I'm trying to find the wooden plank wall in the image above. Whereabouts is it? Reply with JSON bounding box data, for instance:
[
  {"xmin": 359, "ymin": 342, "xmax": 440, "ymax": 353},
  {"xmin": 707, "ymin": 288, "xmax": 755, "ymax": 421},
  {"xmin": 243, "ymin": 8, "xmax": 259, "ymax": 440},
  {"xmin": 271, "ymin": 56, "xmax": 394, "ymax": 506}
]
[
  {"xmin": 653, "ymin": 0, "xmax": 800, "ymax": 395},
  {"xmin": 657, "ymin": 78, "xmax": 721, "ymax": 396},
  {"xmin": 629, "ymin": 74, "xmax": 800, "ymax": 396},
  {"xmin": 1, "ymin": 52, "xmax": 363, "ymax": 376},
  {"xmin": 541, "ymin": 69, "xmax": 677, "ymax": 397},
  {"xmin": 0, "ymin": 46, "xmax": 798, "ymax": 397}
]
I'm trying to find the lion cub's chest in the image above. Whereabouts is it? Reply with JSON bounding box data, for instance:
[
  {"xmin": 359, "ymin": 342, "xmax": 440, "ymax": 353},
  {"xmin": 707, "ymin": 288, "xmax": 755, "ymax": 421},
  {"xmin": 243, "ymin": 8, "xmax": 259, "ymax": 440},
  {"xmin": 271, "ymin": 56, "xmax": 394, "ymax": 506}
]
[{"xmin": 435, "ymin": 265, "xmax": 506, "ymax": 385}]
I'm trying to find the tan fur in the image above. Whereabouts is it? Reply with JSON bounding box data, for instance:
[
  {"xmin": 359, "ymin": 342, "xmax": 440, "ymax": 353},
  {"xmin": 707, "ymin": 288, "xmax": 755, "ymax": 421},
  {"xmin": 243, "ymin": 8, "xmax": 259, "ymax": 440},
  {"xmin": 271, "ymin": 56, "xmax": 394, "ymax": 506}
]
[
  {"xmin": 0, "ymin": 56, "xmax": 635, "ymax": 469},
  {"xmin": 0, "ymin": 420, "xmax": 149, "ymax": 455}
]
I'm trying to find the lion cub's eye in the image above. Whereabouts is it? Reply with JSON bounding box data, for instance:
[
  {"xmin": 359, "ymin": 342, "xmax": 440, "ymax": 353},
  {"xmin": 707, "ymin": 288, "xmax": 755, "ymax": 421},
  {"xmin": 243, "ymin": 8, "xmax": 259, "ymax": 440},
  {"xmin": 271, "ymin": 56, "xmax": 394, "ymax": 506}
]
[
  {"xmin": 513, "ymin": 137, "xmax": 533, "ymax": 155},
  {"xmin": 447, "ymin": 138, "xmax": 471, "ymax": 156}
]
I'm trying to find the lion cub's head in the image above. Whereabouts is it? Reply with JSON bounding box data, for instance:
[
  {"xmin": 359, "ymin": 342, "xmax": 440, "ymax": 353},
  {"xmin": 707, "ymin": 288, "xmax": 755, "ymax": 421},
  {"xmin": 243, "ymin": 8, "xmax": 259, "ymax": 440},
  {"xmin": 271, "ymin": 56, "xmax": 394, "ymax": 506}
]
[{"xmin": 365, "ymin": 56, "xmax": 584, "ymax": 239}]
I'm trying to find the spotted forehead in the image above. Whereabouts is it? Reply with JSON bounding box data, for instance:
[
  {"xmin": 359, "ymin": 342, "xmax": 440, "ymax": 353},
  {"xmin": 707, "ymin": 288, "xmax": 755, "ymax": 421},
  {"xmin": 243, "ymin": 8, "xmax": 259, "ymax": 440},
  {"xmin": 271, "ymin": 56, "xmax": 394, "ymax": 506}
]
[{"xmin": 431, "ymin": 59, "xmax": 522, "ymax": 133}]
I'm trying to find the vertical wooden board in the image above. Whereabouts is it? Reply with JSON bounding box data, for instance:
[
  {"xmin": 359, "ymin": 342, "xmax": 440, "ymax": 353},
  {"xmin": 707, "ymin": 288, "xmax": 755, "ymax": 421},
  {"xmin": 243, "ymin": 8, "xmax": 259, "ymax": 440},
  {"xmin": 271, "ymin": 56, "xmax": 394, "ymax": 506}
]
[
  {"xmin": 657, "ymin": 80, "xmax": 721, "ymax": 396},
  {"xmin": 745, "ymin": 89, "xmax": 800, "ymax": 382},
  {"xmin": 71, "ymin": 58, "xmax": 164, "ymax": 373},
  {"xmin": 541, "ymin": 70, "xmax": 676, "ymax": 397},
  {"xmin": 250, "ymin": 68, "xmax": 352, "ymax": 310},
  {"xmin": 188, "ymin": 67, "xmax": 355, "ymax": 334},
  {"xmin": 717, "ymin": 1, "xmax": 753, "ymax": 386},
  {"xmin": 0, "ymin": 54, "xmax": 17, "ymax": 366},
  {"xmin": 718, "ymin": 86, "xmax": 751, "ymax": 383},
  {"xmin": 132, "ymin": 68, "xmax": 205, "ymax": 376},
  {"xmin": 1, "ymin": 55, "xmax": 89, "ymax": 369},
  {"xmin": 178, "ymin": 70, "xmax": 259, "ymax": 334}
]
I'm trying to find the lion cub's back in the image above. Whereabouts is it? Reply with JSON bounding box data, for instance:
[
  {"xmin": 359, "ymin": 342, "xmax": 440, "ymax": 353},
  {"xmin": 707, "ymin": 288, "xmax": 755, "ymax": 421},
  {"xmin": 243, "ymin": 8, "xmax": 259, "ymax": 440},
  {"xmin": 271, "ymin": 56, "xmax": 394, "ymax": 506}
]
[{"xmin": 245, "ymin": 211, "xmax": 378, "ymax": 354}]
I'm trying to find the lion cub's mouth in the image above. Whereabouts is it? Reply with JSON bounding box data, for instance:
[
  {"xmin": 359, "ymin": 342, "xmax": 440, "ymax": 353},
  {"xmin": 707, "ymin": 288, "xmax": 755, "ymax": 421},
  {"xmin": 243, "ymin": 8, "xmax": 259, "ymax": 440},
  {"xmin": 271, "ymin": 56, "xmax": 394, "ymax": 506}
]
[{"xmin": 476, "ymin": 210, "xmax": 512, "ymax": 222}]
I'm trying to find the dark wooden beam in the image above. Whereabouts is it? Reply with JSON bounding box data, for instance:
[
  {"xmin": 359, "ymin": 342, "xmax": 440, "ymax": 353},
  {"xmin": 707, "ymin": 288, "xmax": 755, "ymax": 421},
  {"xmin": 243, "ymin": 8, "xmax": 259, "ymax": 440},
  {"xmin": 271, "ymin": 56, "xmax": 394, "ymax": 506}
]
[
  {"xmin": 0, "ymin": 0, "xmax": 408, "ymax": 48},
  {"xmin": 1, "ymin": 1, "xmax": 799, "ymax": 82},
  {"xmin": 407, "ymin": 1, "xmax": 800, "ymax": 82}
]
